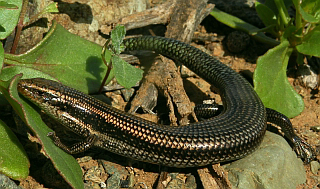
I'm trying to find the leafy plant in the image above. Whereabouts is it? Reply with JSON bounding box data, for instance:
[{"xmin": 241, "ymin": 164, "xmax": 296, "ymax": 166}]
[
  {"xmin": 0, "ymin": 1, "xmax": 142, "ymax": 188},
  {"xmin": 102, "ymin": 25, "xmax": 143, "ymax": 90},
  {"xmin": 211, "ymin": 0, "xmax": 320, "ymax": 118}
]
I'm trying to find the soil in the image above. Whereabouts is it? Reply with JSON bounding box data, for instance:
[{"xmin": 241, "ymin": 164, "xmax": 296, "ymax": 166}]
[
  {"xmin": 3, "ymin": 1, "xmax": 319, "ymax": 189},
  {"xmin": 17, "ymin": 26, "xmax": 320, "ymax": 189}
]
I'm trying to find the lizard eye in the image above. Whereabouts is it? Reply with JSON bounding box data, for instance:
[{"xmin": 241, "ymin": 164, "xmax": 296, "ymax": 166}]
[
  {"xmin": 36, "ymin": 90, "xmax": 45, "ymax": 97},
  {"xmin": 35, "ymin": 90, "xmax": 59, "ymax": 104}
]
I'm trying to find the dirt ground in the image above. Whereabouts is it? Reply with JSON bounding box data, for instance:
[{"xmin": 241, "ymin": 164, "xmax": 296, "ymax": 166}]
[
  {"xmin": 4, "ymin": 1, "xmax": 320, "ymax": 188},
  {"xmin": 18, "ymin": 27, "xmax": 320, "ymax": 189}
]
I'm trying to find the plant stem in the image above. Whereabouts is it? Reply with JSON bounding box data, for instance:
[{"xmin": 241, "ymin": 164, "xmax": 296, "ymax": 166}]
[
  {"xmin": 99, "ymin": 39, "xmax": 112, "ymax": 93},
  {"xmin": 10, "ymin": 0, "xmax": 28, "ymax": 54},
  {"xmin": 274, "ymin": 0, "xmax": 289, "ymax": 28},
  {"xmin": 295, "ymin": 7, "xmax": 302, "ymax": 30}
]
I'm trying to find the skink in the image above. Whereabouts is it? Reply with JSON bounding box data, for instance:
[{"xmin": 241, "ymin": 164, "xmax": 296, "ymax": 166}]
[{"xmin": 17, "ymin": 36, "xmax": 315, "ymax": 167}]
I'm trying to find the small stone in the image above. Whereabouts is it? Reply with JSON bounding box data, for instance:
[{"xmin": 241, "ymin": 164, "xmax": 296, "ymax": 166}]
[
  {"xmin": 224, "ymin": 132, "xmax": 306, "ymax": 189},
  {"xmin": 310, "ymin": 161, "xmax": 320, "ymax": 175},
  {"xmin": 121, "ymin": 88, "xmax": 135, "ymax": 102},
  {"xmin": 297, "ymin": 64, "xmax": 319, "ymax": 89},
  {"xmin": 311, "ymin": 126, "xmax": 320, "ymax": 132},
  {"xmin": 0, "ymin": 174, "xmax": 23, "ymax": 189}
]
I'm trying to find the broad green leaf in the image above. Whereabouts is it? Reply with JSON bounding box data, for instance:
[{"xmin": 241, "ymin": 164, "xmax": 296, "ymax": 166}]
[
  {"xmin": 0, "ymin": 74, "xmax": 84, "ymax": 189},
  {"xmin": 309, "ymin": 23, "xmax": 320, "ymax": 32},
  {"xmin": 0, "ymin": 66, "xmax": 55, "ymax": 81},
  {"xmin": 0, "ymin": 41, "xmax": 3, "ymax": 72},
  {"xmin": 112, "ymin": 55, "xmax": 143, "ymax": 89},
  {"xmin": 0, "ymin": 0, "xmax": 22, "ymax": 39},
  {"xmin": 254, "ymin": 41, "xmax": 304, "ymax": 118},
  {"xmin": 111, "ymin": 25, "xmax": 126, "ymax": 54},
  {"xmin": 301, "ymin": 0, "xmax": 320, "ymax": 20},
  {"xmin": 255, "ymin": 2, "xmax": 277, "ymax": 27},
  {"xmin": 299, "ymin": 6, "xmax": 319, "ymax": 23},
  {"xmin": 0, "ymin": 1, "xmax": 18, "ymax": 9},
  {"xmin": 210, "ymin": 8, "xmax": 279, "ymax": 46},
  {"xmin": 0, "ymin": 119, "xmax": 29, "ymax": 180},
  {"xmin": 42, "ymin": 2, "xmax": 59, "ymax": 14},
  {"xmin": 296, "ymin": 30, "xmax": 320, "ymax": 57},
  {"xmin": 4, "ymin": 21, "xmax": 114, "ymax": 94}
]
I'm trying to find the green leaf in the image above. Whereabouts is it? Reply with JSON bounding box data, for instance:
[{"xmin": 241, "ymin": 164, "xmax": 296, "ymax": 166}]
[
  {"xmin": 0, "ymin": 74, "xmax": 84, "ymax": 189},
  {"xmin": 4, "ymin": 21, "xmax": 113, "ymax": 93},
  {"xmin": 0, "ymin": 41, "xmax": 4, "ymax": 72},
  {"xmin": 0, "ymin": 66, "xmax": 56, "ymax": 81},
  {"xmin": 296, "ymin": 30, "xmax": 320, "ymax": 57},
  {"xmin": 254, "ymin": 40, "xmax": 304, "ymax": 118},
  {"xmin": 42, "ymin": 2, "xmax": 59, "ymax": 14},
  {"xmin": 0, "ymin": 119, "xmax": 29, "ymax": 180},
  {"xmin": 107, "ymin": 25, "xmax": 143, "ymax": 89},
  {"xmin": 255, "ymin": 2, "xmax": 277, "ymax": 27},
  {"xmin": 111, "ymin": 25, "xmax": 126, "ymax": 54},
  {"xmin": 301, "ymin": 0, "xmax": 320, "ymax": 20},
  {"xmin": 299, "ymin": 6, "xmax": 319, "ymax": 23},
  {"xmin": 0, "ymin": 1, "xmax": 18, "ymax": 9},
  {"xmin": 210, "ymin": 8, "xmax": 279, "ymax": 46},
  {"xmin": 112, "ymin": 55, "xmax": 143, "ymax": 89},
  {"xmin": 0, "ymin": 0, "xmax": 22, "ymax": 39}
]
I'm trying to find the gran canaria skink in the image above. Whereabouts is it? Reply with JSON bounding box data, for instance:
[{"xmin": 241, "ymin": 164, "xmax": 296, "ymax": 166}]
[{"xmin": 17, "ymin": 36, "xmax": 315, "ymax": 167}]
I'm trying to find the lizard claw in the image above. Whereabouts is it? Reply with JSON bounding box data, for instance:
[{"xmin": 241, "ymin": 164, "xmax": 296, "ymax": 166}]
[{"xmin": 292, "ymin": 135, "xmax": 316, "ymax": 163}]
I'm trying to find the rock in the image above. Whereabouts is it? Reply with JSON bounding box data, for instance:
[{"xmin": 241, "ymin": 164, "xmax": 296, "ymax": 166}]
[
  {"xmin": 223, "ymin": 131, "xmax": 306, "ymax": 189},
  {"xmin": 297, "ymin": 64, "xmax": 319, "ymax": 89},
  {"xmin": 310, "ymin": 161, "xmax": 320, "ymax": 175},
  {"xmin": 0, "ymin": 174, "xmax": 23, "ymax": 189},
  {"xmin": 226, "ymin": 31, "xmax": 251, "ymax": 53},
  {"xmin": 165, "ymin": 173, "xmax": 197, "ymax": 189}
]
